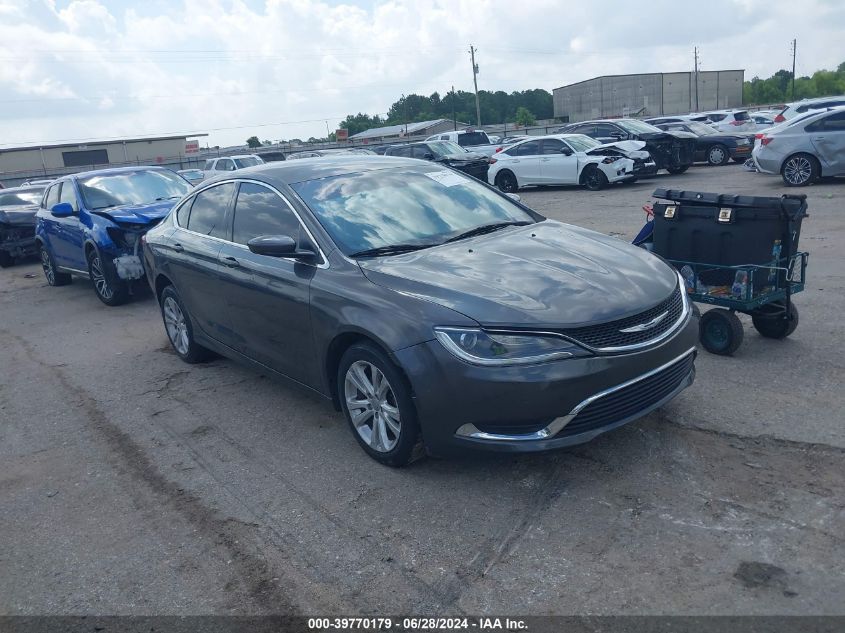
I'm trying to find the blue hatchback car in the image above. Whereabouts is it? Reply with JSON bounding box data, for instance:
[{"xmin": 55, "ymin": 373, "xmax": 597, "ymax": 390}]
[{"xmin": 35, "ymin": 166, "xmax": 192, "ymax": 305}]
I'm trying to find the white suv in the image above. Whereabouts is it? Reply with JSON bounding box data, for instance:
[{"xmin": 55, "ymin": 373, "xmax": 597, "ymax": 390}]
[
  {"xmin": 692, "ymin": 110, "xmax": 757, "ymax": 134},
  {"xmin": 202, "ymin": 154, "xmax": 264, "ymax": 177},
  {"xmin": 774, "ymin": 96, "xmax": 845, "ymax": 123}
]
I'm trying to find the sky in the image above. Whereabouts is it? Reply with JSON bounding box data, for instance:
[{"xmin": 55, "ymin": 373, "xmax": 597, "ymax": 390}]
[{"xmin": 1, "ymin": 0, "xmax": 844, "ymax": 149}]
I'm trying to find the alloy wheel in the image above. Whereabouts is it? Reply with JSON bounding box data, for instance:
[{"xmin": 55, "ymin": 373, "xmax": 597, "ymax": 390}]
[
  {"xmin": 90, "ymin": 255, "xmax": 114, "ymax": 300},
  {"xmin": 163, "ymin": 296, "xmax": 190, "ymax": 356},
  {"xmin": 783, "ymin": 156, "xmax": 812, "ymax": 185},
  {"xmin": 41, "ymin": 248, "xmax": 55, "ymax": 285},
  {"xmin": 344, "ymin": 360, "xmax": 401, "ymax": 453}
]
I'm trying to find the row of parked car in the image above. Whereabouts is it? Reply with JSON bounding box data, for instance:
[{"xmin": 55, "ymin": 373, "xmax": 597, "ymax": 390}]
[{"xmin": 0, "ymin": 155, "xmax": 699, "ymax": 466}]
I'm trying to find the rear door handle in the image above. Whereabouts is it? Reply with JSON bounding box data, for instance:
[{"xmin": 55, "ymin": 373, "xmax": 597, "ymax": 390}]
[
  {"xmin": 812, "ymin": 137, "xmax": 825, "ymax": 141},
  {"xmin": 172, "ymin": 243, "xmax": 184, "ymax": 253},
  {"xmin": 222, "ymin": 256, "xmax": 240, "ymax": 268}
]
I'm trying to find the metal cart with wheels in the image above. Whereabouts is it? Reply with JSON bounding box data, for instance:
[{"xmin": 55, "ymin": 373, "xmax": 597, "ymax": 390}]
[{"xmin": 635, "ymin": 189, "xmax": 809, "ymax": 355}]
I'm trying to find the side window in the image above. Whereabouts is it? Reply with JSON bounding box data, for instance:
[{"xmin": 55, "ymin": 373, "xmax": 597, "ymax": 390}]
[
  {"xmin": 216, "ymin": 159, "xmax": 234, "ymax": 171},
  {"xmin": 411, "ymin": 145, "xmax": 430, "ymax": 159},
  {"xmin": 44, "ymin": 184, "xmax": 61, "ymax": 209},
  {"xmin": 516, "ymin": 141, "xmax": 541, "ymax": 156},
  {"xmin": 440, "ymin": 135, "xmax": 449, "ymax": 141},
  {"xmin": 175, "ymin": 198, "xmax": 192, "ymax": 227},
  {"xmin": 392, "ymin": 146, "xmax": 412, "ymax": 158},
  {"xmin": 594, "ymin": 124, "xmax": 621, "ymax": 138},
  {"xmin": 571, "ymin": 124, "xmax": 595, "ymax": 137},
  {"xmin": 186, "ymin": 182, "xmax": 235, "ymax": 239},
  {"xmin": 204, "ymin": 159, "xmax": 214, "ymax": 170},
  {"xmin": 58, "ymin": 181, "xmax": 79, "ymax": 212},
  {"xmin": 232, "ymin": 182, "xmax": 300, "ymax": 246},
  {"xmin": 819, "ymin": 111, "xmax": 845, "ymax": 131},
  {"xmin": 540, "ymin": 139, "xmax": 565, "ymax": 154}
]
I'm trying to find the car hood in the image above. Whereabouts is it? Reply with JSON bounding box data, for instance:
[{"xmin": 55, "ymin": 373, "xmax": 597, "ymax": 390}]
[
  {"xmin": 89, "ymin": 199, "xmax": 177, "ymax": 225},
  {"xmin": 589, "ymin": 140, "xmax": 647, "ymax": 154},
  {"xmin": 0, "ymin": 204, "xmax": 39, "ymax": 226},
  {"xmin": 639, "ymin": 130, "xmax": 698, "ymax": 141},
  {"xmin": 358, "ymin": 221, "xmax": 678, "ymax": 328},
  {"xmin": 437, "ymin": 152, "xmax": 487, "ymax": 163},
  {"xmin": 700, "ymin": 132, "xmax": 749, "ymax": 141}
]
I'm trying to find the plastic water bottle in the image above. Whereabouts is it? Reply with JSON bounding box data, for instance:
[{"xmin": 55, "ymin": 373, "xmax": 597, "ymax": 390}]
[
  {"xmin": 680, "ymin": 265, "xmax": 695, "ymax": 293},
  {"xmin": 768, "ymin": 239, "xmax": 782, "ymax": 286},
  {"xmin": 732, "ymin": 270, "xmax": 748, "ymax": 299}
]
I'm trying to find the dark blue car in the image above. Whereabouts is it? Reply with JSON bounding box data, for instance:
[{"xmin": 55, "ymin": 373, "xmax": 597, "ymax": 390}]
[{"xmin": 35, "ymin": 166, "xmax": 191, "ymax": 305}]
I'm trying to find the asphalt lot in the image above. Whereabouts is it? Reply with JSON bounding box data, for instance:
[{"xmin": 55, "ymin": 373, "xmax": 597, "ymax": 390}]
[{"xmin": 1, "ymin": 165, "xmax": 843, "ymax": 616}]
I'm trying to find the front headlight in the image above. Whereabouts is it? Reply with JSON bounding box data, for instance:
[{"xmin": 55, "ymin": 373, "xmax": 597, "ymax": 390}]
[{"xmin": 433, "ymin": 327, "xmax": 590, "ymax": 366}]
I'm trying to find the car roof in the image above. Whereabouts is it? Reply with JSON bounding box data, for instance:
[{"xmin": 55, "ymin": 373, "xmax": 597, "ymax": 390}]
[
  {"xmin": 1, "ymin": 185, "xmax": 45, "ymax": 193},
  {"xmin": 61, "ymin": 165, "xmax": 172, "ymax": 180},
  {"xmin": 198, "ymin": 155, "xmax": 429, "ymax": 186}
]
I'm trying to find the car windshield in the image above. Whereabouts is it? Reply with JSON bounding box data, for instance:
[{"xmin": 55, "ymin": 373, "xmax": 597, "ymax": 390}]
[
  {"xmin": 564, "ymin": 135, "xmax": 600, "ymax": 152},
  {"xmin": 77, "ymin": 170, "xmax": 192, "ymax": 210},
  {"xmin": 617, "ymin": 119, "xmax": 662, "ymax": 134},
  {"xmin": 291, "ymin": 166, "xmax": 535, "ymax": 255},
  {"xmin": 428, "ymin": 141, "xmax": 465, "ymax": 157},
  {"xmin": 234, "ymin": 156, "xmax": 263, "ymax": 168},
  {"xmin": 0, "ymin": 187, "xmax": 45, "ymax": 207}
]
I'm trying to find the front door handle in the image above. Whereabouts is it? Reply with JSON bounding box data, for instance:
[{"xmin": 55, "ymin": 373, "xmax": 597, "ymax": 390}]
[
  {"xmin": 812, "ymin": 137, "xmax": 825, "ymax": 141},
  {"xmin": 222, "ymin": 256, "xmax": 240, "ymax": 268},
  {"xmin": 172, "ymin": 243, "xmax": 184, "ymax": 253}
]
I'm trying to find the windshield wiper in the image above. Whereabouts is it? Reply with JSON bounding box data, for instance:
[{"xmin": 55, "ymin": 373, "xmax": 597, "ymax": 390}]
[
  {"xmin": 350, "ymin": 243, "xmax": 438, "ymax": 258},
  {"xmin": 445, "ymin": 221, "xmax": 532, "ymax": 243}
]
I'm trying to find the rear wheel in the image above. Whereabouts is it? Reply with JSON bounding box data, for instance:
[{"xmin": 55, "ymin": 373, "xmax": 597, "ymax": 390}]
[
  {"xmin": 667, "ymin": 165, "xmax": 690, "ymax": 174},
  {"xmin": 781, "ymin": 153, "xmax": 819, "ymax": 186},
  {"xmin": 706, "ymin": 144, "xmax": 730, "ymax": 166},
  {"xmin": 752, "ymin": 302, "xmax": 799, "ymax": 339},
  {"xmin": 338, "ymin": 342, "xmax": 423, "ymax": 467},
  {"xmin": 0, "ymin": 251, "xmax": 14, "ymax": 268},
  {"xmin": 87, "ymin": 248, "xmax": 128, "ymax": 306},
  {"xmin": 582, "ymin": 166, "xmax": 608, "ymax": 191},
  {"xmin": 39, "ymin": 243, "xmax": 72, "ymax": 286},
  {"xmin": 699, "ymin": 308, "xmax": 744, "ymax": 356},
  {"xmin": 159, "ymin": 285, "xmax": 213, "ymax": 363},
  {"xmin": 495, "ymin": 170, "xmax": 518, "ymax": 193}
]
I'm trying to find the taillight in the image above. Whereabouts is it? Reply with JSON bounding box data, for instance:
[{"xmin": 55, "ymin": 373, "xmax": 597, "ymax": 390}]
[
  {"xmin": 755, "ymin": 133, "xmax": 764, "ymax": 139},
  {"xmin": 730, "ymin": 120, "xmax": 743, "ymax": 126},
  {"xmin": 488, "ymin": 157, "xmax": 497, "ymax": 164},
  {"xmin": 774, "ymin": 114, "xmax": 785, "ymax": 123},
  {"xmin": 760, "ymin": 136, "xmax": 773, "ymax": 146},
  {"xmin": 495, "ymin": 146, "xmax": 503, "ymax": 153}
]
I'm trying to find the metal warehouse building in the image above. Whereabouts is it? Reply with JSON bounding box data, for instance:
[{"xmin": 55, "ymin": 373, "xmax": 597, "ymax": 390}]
[
  {"xmin": 0, "ymin": 134, "xmax": 208, "ymax": 187},
  {"xmin": 350, "ymin": 119, "xmax": 464, "ymax": 143},
  {"xmin": 553, "ymin": 70, "xmax": 745, "ymax": 122}
]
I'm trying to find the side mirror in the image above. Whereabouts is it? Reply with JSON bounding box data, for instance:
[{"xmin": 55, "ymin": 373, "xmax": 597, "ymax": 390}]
[
  {"xmin": 50, "ymin": 202, "xmax": 75, "ymax": 217},
  {"xmin": 247, "ymin": 235, "xmax": 317, "ymax": 261},
  {"xmin": 506, "ymin": 193, "xmax": 521, "ymax": 202},
  {"xmin": 610, "ymin": 132, "xmax": 625, "ymax": 139},
  {"xmin": 559, "ymin": 147, "xmax": 573, "ymax": 156}
]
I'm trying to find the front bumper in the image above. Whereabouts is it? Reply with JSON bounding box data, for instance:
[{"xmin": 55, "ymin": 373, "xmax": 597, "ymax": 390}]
[
  {"xmin": 632, "ymin": 160, "xmax": 659, "ymax": 177},
  {"xmin": 0, "ymin": 226, "xmax": 38, "ymax": 259},
  {"xmin": 454, "ymin": 163, "xmax": 490, "ymax": 181},
  {"xmin": 730, "ymin": 145, "xmax": 752, "ymax": 160},
  {"xmin": 394, "ymin": 310, "xmax": 699, "ymax": 456}
]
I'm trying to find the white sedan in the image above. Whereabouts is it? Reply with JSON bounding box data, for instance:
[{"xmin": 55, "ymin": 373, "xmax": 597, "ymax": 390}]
[{"xmin": 487, "ymin": 134, "xmax": 637, "ymax": 192}]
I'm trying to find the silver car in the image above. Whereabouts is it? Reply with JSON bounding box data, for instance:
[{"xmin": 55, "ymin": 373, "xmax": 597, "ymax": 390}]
[{"xmin": 752, "ymin": 106, "xmax": 845, "ymax": 186}]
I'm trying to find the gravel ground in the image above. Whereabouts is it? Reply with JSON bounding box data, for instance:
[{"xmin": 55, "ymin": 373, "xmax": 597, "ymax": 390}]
[{"xmin": 1, "ymin": 164, "xmax": 843, "ymax": 616}]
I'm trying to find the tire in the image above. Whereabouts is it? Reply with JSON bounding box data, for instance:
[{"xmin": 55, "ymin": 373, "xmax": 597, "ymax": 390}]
[
  {"xmin": 581, "ymin": 166, "xmax": 608, "ymax": 191},
  {"xmin": 781, "ymin": 153, "xmax": 819, "ymax": 187},
  {"xmin": 706, "ymin": 144, "xmax": 730, "ymax": 166},
  {"xmin": 338, "ymin": 342, "xmax": 423, "ymax": 467},
  {"xmin": 87, "ymin": 248, "xmax": 128, "ymax": 306},
  {"xmin": 159, "ymin": 285, "xmax": 213, "ymax": 363},
  {"xmin": 699, "ymin": 308, "xmax": 744, "ymax": 356},
  {"xmin": 666, "ymin": 165, "xmax": 690, "ymax": 174},
  {"xmin": 495, "ymin": 170, "xmax": 518, "ymax": 193},
  {"xmin": 39, "ymin": 243, "xmax": 72, "ymax": 286},
  {"xmin": 0, "ymin": 250, "xmax": 14, "ymax": 268},
  {"xmin": 752, "ymin": 302, "xmax": 799, "ymax": 339}
]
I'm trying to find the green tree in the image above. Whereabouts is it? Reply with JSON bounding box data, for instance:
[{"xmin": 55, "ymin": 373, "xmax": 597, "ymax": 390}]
[
  {"xmin": 515, "ymin": 106, "xmax": 536, "ymax": 126},
  {"xmin": 246, "ymin": 136, "xmax": 261, "ymax": 148}
]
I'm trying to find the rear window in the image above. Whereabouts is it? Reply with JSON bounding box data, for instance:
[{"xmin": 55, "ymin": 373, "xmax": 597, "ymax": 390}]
[
  {"xmin": 733, "ymin": 111, "xmax": 750, "ymax": 121},
  {"xmin": 457, "ymin": 132, "xmax": 490, "ymax": 147}
]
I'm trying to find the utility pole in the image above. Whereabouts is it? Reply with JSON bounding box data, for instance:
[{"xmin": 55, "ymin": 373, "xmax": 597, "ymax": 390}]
[
  {"xmin": 469, "ymin": 45, "xmax": 481, "ymax": 127},
  {"xmin": 790, "ymin": 39, "xmax": 797, "ymax": 100},
  {"xmin": 693, "ymin": 46, "xmax": 700, "ymax": 112},
  {"xmin": 402, "ymin": 93, "xmax": 408, "ymax": 136},
  {"xmin": 451, "ymin": 85, "xmax": 457, "ymax": 130}
]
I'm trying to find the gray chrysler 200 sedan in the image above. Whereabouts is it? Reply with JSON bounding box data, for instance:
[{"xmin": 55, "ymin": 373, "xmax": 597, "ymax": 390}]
[{"xmin": 143, "ymin": 156, "xmax": 698, "ymax": 466}]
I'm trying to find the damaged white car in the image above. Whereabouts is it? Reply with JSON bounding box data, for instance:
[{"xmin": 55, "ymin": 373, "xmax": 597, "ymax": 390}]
[{"xmin": 488, "ymin": 134, "xmax": 652, "ymax": 192}]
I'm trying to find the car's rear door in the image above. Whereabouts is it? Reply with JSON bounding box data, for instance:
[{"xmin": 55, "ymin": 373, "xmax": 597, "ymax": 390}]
[
  {"xmin": 538, "ymin": 138, "xmax": 579, "ymax": 184},
  {"xmin": 507, "ymin": 140, "xmax": 542, "ymax": 184},
  {"xmin": 808, "ymin": 111, "xmax": 845, "ymax": 174},
  {"xmin": 168, "ymin": 182, "xmax": 237, "ymax": 344},
  {"xmin": 215, "ymin": 180, "xmax": 317, "ymax": 385}
]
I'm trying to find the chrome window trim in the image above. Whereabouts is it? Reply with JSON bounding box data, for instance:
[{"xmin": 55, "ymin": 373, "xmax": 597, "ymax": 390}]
[
  {"xmin": 173, "ymin": 178, "xmax": 329, "ymax": 270},
  {"xmin": 455, "ymin": 345, "xmax": 697, "ymax": 442}
]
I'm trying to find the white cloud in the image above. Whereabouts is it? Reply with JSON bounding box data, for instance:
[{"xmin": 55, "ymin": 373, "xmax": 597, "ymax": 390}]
[{"xmin": 0, "ymin": 0, "xmax": 843, "ymax": 148}]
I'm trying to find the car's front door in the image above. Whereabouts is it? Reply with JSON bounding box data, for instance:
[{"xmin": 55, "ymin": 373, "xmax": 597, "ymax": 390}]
[
  {"xmin": 55, "ymin": 181, "xmax": 87, "ymax": 270},
  {"xmin": 216, "ymin": 181, "xmax": 317, "ymax": 385},
  {"xmin": 39, "ymin": 183, "xmax": 62, "ymax": 259},
  {"xmin": 168, "ymin": 182, "xmax": 237, "ymax": 344},
  {"xmin": 594, "ymin": 123, "xmax": 627, "ymax": 143},
  {"xmin": 809, "ymin": 111, "xmax": 845, "ymax": 174},
  {"xmin": 538, "ymin": 138, "xmax": 579, "ymax": 184},
  {"xmin": 509, "ymin": 140, "xmax": 542, "ymax": 185}
]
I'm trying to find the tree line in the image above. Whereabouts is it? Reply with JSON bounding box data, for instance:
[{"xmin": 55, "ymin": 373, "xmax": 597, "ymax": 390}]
[{"xmin": 743, "ymin": 61, "xmax": 845, "ymax": 105}]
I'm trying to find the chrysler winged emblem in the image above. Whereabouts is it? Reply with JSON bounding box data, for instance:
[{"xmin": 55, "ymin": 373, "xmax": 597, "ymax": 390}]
[{"xmin": 619, "ymin": 311, "xmax": 669, "ymax": 333}]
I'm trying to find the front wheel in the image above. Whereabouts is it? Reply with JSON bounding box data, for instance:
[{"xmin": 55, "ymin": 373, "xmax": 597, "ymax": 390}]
[
  {"xmin": 699, "ymin": 308, "xmax": 744, "ymax": 356},
  {"xmin": 159, "ymin": 285, "xmax": 213, "ymax": 363},
  {"xmin": 781, "ymin": 154, "xmax": 819, "ymax": 187},
  {"xmin": 495, "ymin": 170, "xmax": 518, "ymax": 193},
  {"xmin": 667, "ymin": 165, "xmax": 690, "ymax": 174},
  {"xmin": 87, "ymin": 249, "xmax": 128, "ymax": 306},
  {"xmin": 706, "ymin": 144, "xmax": 730, "ymax": 166},
  {"xmin": 338, "ymin": 343, "xmax": 423, "ymax": 467},
  {"xmin": 582, "ymin": 166, "xmax": 608, "ymax": 191}
]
